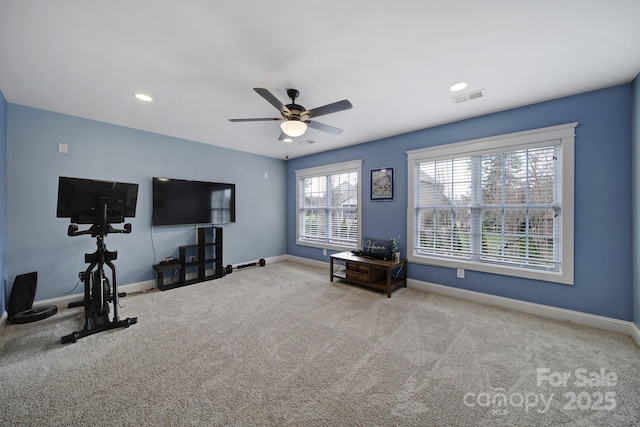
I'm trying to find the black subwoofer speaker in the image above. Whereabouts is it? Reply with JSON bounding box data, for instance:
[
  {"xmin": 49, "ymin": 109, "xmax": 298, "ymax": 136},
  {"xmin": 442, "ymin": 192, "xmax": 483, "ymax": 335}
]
[{"xmin": 8, "ymin": 272, "xmax": 57, "ymax": 324}]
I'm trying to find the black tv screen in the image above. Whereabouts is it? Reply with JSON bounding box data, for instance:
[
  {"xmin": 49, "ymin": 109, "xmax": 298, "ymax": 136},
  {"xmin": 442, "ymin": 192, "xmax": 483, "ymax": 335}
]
[
  {"xmin": 152, "ymin": 177, "xmax": 236, "ymax": 226},
  {"xmin": 57, "ymin": 176, "xmax": 139, "ymax": 224}
]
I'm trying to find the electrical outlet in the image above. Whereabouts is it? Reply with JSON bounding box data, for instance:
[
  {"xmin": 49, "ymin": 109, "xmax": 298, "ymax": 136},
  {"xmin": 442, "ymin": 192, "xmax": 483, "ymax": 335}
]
[
  {"xmin": 457, "ymin": 268, "xmax": 465, "ymax": 279},
  {"xmin": 323, "ymin": 248, "xmax": 327, "ymax": 256},
  {"xmin": 189, "ymin": 255, "xmax": 196, "ymax": 262}
]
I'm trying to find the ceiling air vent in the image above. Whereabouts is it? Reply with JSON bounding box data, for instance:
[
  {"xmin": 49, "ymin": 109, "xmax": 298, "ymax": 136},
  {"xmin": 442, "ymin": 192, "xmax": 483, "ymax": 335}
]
[{"xmin": 452, "ymin": 89, "xmax": 486, "ymax": 104}]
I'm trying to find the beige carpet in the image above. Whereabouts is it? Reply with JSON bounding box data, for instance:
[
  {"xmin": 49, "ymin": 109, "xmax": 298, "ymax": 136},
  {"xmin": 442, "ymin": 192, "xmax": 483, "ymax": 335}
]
[{"xmin": 1, "ymin": 260, "xmax": 639, "ymax": 426}]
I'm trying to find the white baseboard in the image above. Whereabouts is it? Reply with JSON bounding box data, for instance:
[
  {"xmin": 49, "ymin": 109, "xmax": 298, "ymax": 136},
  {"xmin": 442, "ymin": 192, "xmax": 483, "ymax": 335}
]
[
  {"xmin": 631, "ymin": 322, "xmax": 640, "ymax": 348},
  {"xmin": 283, "ymin": 256, "xmax": 637, "ymax": 344},
  {"xmin": 0, "ymin": 311, "xmax": 7, "ymax": 335},
  {"xmin": 284, "ymin": 254, "xmax": 329, "ymax": 269},
  {"xmin": 39, "ymin": 256, "xmax": 287, "ymax": 300},
  {"xmin": 408, "ymin": 278, "xmax": 635, "ymax": 336},
  {"xmin": 229, "ymin": 255, "xmax": 288, "ymax": 269},
  {"xmin": 7, "ymin": 257, "xmax": 640, "ymax": 350},
  {"xmin": 33, "ymin": 279, "xmax": 156, "ymax": 310},
  {"xmin": 184, "ymin": 256, "xmax": 288, "ymax": 280},
  {"xmin": 41, "ymin": 256, "xmax": 289, "ymax": 299}
]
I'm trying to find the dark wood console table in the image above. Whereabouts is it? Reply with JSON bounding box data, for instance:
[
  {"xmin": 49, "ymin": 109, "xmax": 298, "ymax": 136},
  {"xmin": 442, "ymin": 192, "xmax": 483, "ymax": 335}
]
[{"xmin": 330, "ymin": 251, "xmax": 407, "ymax": 298}]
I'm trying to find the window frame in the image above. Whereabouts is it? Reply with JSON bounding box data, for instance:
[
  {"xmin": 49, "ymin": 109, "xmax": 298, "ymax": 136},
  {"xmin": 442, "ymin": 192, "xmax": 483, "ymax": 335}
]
[
  {"xmin": 295, "ymin": 159, "xmax": 363, "ymax": 251},
  {"xmin": 406, "ymin": 123, "xmax": 577, "ymax": 285}
]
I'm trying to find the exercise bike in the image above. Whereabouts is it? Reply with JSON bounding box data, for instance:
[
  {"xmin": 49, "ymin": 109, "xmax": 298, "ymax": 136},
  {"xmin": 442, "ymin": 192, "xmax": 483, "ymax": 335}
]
[{"xmin": 61, "ymin": 199, "xmax": 137, "ymax": 344}]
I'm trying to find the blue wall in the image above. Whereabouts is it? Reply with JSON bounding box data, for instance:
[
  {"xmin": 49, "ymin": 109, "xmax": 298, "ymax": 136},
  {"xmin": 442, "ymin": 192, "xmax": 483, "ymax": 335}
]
[
  {"xmin": 633, "ymin": 73, "xmax": 640, "ymax": 329},
  {"xmin": 3, "ymin": 84, "xmax": 636, "ymax": 322},
  {"xmin": 287, "ymin": 84, "xmax": 633, "ymax": 321},
  {"xmin": 6, "ymin": 105, "xmax": 287, "ymax": 302},
  {"xmin": 0, "ymin": 91, "xmax": 6, "ymax": 316}
]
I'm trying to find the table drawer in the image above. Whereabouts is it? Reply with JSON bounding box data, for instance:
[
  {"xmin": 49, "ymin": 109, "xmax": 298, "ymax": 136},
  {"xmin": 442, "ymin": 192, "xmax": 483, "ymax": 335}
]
[
  {"xmin": 346, "ymin": 262, "xmax": 385, "ymax": 282},
  {"xmin": 347, "ymin": 262, "xmax": 369, "ymax": 273},
  {"xmin": 346, "ymin": 269, "xmax": 370, "ymax": 282}
]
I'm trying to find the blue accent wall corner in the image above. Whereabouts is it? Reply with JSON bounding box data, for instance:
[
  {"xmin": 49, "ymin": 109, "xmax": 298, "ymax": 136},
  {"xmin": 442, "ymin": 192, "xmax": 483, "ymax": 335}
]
[
  {"xmin": 0, "ymin": 90, "xmax": 7, "ymax": 316},
  {"xmin": 287, "ymin": 84, "xmax": 634, "ymax": 321},
  {"xmin": 632, "ymin": 72, "xmax": 640, "ymax": 329}
]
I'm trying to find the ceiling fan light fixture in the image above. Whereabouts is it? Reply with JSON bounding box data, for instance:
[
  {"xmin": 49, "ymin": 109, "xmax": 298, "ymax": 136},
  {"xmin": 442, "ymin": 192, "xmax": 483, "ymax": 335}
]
[{"xmin": 280, "ymin": 120, "xmax": 307, "ymax": 137}]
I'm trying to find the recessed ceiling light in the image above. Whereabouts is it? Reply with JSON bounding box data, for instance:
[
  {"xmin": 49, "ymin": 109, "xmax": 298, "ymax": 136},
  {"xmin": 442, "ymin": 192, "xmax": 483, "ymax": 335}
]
[
  {"xmin": 449, "ymin": 82, "xmax": 468, "ymax": 92},
  {"xmin": 134, "ymin": 93, "xmax": 153, "ymax": 102}
]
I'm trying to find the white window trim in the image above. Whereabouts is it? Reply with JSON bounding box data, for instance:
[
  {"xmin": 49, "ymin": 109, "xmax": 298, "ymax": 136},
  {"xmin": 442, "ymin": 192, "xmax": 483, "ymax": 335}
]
[
  {"xmin": 295, "ymin": 159, "xmax": 363, "ymax": 251},
  {"xmin": 407, "ymin": 123, "xmax": 577, "ymax": 285}
]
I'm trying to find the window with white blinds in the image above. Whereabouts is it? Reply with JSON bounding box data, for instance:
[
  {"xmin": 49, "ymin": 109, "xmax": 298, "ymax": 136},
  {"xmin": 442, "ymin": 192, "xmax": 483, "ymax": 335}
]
[
  {"xmin": 296, "ymin": 160, "xmax": 362, "ymax": 250},
  {"xmin": 407, "ymin": 123, "xmax": 576, "ymax": 284}
]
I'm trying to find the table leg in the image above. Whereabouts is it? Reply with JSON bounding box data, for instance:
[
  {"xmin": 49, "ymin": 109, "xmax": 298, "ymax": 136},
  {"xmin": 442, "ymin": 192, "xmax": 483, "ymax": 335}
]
[
  {"xmin": 403, "ymin": 260, "xmax": 407, "ymax": 288},
  {"xmin": 386, "ymin": 268, "xmax": 392, "ymax": 298}
]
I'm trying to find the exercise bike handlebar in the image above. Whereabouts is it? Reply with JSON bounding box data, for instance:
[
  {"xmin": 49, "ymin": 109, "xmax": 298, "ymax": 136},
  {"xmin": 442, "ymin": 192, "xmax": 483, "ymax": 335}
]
[{"xmin": 68, "ymin": 223, "xmax": 132, "ymax": 237}]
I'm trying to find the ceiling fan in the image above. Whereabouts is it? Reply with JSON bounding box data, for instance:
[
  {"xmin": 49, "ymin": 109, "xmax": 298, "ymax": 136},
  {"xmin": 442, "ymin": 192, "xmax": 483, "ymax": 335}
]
[{"xmin": 229, "ymin": 88, "xmax": 352, "ymax": 140}]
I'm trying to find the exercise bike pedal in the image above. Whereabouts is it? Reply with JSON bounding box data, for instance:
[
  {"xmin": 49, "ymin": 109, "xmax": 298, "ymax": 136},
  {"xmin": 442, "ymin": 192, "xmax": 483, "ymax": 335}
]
[
  {"xmin": 61, "ymin": 331, "xmax": 79, "ymax": 344},
  {"xmin": 118, "ymin": 292, "xmax": 127, "ymax": 298}
]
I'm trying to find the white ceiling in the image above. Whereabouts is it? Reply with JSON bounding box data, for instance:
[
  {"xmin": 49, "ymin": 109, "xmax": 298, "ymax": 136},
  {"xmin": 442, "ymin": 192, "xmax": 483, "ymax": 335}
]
[{"xmin": 1, "ymin": 1, "xmax": 639, "ymax": 160}]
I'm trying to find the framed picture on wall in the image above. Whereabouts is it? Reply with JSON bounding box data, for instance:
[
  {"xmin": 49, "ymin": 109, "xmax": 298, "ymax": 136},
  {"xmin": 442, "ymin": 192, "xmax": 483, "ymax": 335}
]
[{"xmin": 370, "ymin": 167, "xmax": 394, "ymax": 201}]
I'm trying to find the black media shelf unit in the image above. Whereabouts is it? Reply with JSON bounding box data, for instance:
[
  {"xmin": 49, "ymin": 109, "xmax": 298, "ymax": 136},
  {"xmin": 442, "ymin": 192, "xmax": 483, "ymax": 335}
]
[{"xmin": 153, "ymin": 226, "xmax": 223, "ymax": 291}]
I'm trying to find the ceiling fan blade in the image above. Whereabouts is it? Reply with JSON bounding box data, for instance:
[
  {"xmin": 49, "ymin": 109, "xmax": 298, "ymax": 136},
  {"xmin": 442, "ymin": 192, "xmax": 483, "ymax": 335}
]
[
  {"xmin": 229, "ymin": 118, "xmax": 282, "ymax": 122},
  {"xmin": 306, "ymin": 120, "xmax": 343, "ymax": 134},
  {"xmin": 304, "ymin": 99, "xmax": 352, "ymax": 119},
  {"xmin": 254, "ymin": 88, "xmax": 290, "ymax": 114}
]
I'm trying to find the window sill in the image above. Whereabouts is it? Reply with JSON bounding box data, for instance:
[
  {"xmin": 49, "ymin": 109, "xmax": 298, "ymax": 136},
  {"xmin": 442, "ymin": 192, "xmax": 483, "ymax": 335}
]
[
  {"xmin": 408, "ymin": 253, "xmax": 573, "ymax": 285},
  {"xmin": 297, "ymin": 240, "xmax": 356, "ymax": 252}
]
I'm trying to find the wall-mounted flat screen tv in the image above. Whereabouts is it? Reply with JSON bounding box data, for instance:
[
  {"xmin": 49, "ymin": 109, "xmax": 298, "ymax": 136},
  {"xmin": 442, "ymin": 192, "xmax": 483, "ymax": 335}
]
[
  {"xmin": 57, "ymin": 176, "xmax": 139, "ymax": 224},
  {"xmin": 152, "ymin": 177, "xmax": 236, "ymax": 226}
]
